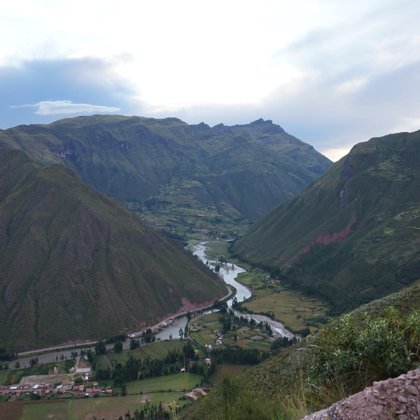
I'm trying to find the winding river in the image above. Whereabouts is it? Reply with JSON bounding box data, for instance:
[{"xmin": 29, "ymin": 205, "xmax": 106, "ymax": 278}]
[
  {"xmin": 192, "ymin": 242, "xmax": 295, "ymax": 339},
  {"xmin": 9, "ymin": 241, "xmax": 293, "ymax": 368}
]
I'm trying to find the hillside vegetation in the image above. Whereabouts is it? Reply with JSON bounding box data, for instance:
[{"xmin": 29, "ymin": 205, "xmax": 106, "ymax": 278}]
[
  {"xmin": 0, "ymin": 116, "xmax": 331, "ymax": 234},
  {"xmin": 183, "ymin": 280, "xmax": 420, "ymax": 419},
  {"xmin": 234, "ymin": 130, "xmax": 420, "ymax": 313},
  {"xmin": 0, "ymin": 149, "xmax": 226, "ymax": 352}
]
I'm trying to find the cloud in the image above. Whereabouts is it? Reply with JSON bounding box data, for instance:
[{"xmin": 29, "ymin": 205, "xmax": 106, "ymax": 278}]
[
  {"xmin": 12, "ymin": 100, "xmax": 120, "ymax": 116},
  {"xmin": 0, "ymin": 57, "xmax": 140, "ymax": 128},
  {"xmin": 1, "ymin": 1, "xmax": 420, "ymax": 162}
]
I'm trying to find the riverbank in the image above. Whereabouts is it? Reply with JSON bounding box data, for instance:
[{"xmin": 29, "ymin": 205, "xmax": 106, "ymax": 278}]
[{"xmin": 192, "ymin": 242, "xmax": 294, "ymax": 339}]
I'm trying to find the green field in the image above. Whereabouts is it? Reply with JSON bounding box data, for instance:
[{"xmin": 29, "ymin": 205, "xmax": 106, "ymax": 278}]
[
  {"xmin": 0, "ymin": 370, "xmax": 8, "ymax": 386},
  {"xmin": 20, "ymin": 393, "xmax": 183, "ymax": 420},
  {"xmin": 190, "ymin": 312, "xmax": 272, "ymax": 351},
  {"xmin": 96, "ymin": 340, "xmax": 186, "ymax": 369},
  {"xmin": 237, "ymin": 270, "xmax": 327, "ymax": 333},
  {"xmin": 126, "ymin": 372, "xmax": 202, "ymax": 394},
  {"xmin": 244, "ymin": 289, "xmax": 327, "ymax": 333},
  {"xmin": 189, "ymin": 313, "xmax": 220, "ymax": 346}
]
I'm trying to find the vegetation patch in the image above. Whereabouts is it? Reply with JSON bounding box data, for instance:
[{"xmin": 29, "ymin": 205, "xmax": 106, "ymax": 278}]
[
  {"xmin": 97, "ymin": 340, "xmax": 186, "ymax": 369},
  {"xmin": 184, "ymin": 294, "xmax": 420, "ymax": 419},
  {"xmin": 308, "ymin": 307, "xmax": 420, "ymax": 387},
  {"xmin": 189, "ymin": 311, "xmax": 274, "ymax": 352},
  {"xmin": 21, "ymin": 394, "xmax": 182, "ymax": 420},
  {"xmin": 0, "ymin": 370, "xmax": 8, "ymax": 386},
  {"xmin": 210, "ymin": 364, "xmax": 250, "ymax": 386},
  {"xmin": 126, "ymin": 372, "xmax": 202, "ymax": 394},
  {"xmin": 237, "ymin": 270, "xmax": 328, "ymax": 333},
  {"xmin": 0, "ymin": 401, "xmax": 24, "ymax": 420}
]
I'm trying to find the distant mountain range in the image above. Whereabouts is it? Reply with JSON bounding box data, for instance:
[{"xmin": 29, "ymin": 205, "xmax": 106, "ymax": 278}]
[
  {"xmin": 234, "ymin": 130, "xmax": 420, "ymax": 313},
  {"xmin": 0, "ymin": 149, "xmax": 226, "ymax": 351},
  {"xmin": 0, "ymin": 115, "xmax": 331, "ymax": 234}
]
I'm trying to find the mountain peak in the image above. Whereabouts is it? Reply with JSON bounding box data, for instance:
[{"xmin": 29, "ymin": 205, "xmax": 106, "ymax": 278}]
[
  {"xmin": 250, "ymin": 118, "xmax": 272, "ymax": 125},
  {"xmin": 248, "ymin": 118, "xmax": 285, "ymax": 133}
]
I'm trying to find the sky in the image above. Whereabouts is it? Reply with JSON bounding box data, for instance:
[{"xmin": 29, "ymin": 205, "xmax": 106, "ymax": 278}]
[{"xmin": 1, "ymin": 0, "xmax": 420, "ymax": 160}]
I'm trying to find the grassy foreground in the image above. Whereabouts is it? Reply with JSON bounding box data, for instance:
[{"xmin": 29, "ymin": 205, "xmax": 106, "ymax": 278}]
[{"xmin": 183, "ymin": 280, "xmax": 420, "ymax": 419}]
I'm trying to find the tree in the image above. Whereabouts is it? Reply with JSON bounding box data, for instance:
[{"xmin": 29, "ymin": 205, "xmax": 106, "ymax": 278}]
[
  {"xmin": 141, "ymin": 328, "xmax": 155, "ymax": 344},
  {"xmin": 130, "ymin": 339, "xmax": 140, "ymax": 350},
  {"xmin": 183, "ymin": 342, "xmax": 196, "ymax": 360},
  {"xmin": 95, "ymin": 341, "xmax": 107, "ymax": 355},
  {"xmin": 114, "ymin": 341, "xmax": 123, "ymax": 353}
]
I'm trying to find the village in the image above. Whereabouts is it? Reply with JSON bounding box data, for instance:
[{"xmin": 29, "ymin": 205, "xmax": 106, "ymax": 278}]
[{"xmin": 0, "ymin": 356, "xmax": 113, "ymax": 401}]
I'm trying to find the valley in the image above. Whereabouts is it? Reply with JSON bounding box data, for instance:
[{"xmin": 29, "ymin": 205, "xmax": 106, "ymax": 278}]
[
  {"xmin": 0, "ymin": 116, "xmax": 331, "ymax": 239},
  {"xmin": 0, "ymin": 120, "xmax": 419, "ymax": 420},
  {"xmin": 0, "ymin": 240, "xmax": 307, "ymax": 418},
  {"xmin": 5, "ymin": 240, "xmax": 302, "ymax": 369}
]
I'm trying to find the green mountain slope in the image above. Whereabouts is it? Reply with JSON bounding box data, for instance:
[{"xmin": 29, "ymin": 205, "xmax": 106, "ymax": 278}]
[
  {"xmin": 183, "ymin": 280, "xmax": 420, "ymax": 419},
  {"xmin": 0, "ymin": 149, "xmax": 226, "ymax": 352},
  {"xmin": 234, "ymin": 130, "xmax": 420, "ymax": 313},
  {"xmin": 0, "ymin": 116, "xmax": 331, "ymax": 234}
]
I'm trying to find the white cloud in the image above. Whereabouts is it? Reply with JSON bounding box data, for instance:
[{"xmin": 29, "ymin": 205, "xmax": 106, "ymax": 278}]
[
  {"xmin": 333, "ymin": 78, "xmax": 368, "ymax": 95},
  {"xmin": 1, "ymin": 0, "xmax": 420, "ymax": 151},
  {"xmin": 11, "ymin": 100, "xmax": 120, "ymax": 116}
]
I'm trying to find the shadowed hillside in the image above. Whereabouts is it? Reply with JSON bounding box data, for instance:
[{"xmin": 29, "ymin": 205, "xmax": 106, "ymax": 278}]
[
  {"xmin": 0, "ymin": 116, "xmax": 331, "ymax": 234},
  {"xmin": 234, "ymin": 130, "xmax": 420, "ymax": 313},
  {"xmin": 0, "ymin": 149, "xmax": 226, "ymax": 352}
]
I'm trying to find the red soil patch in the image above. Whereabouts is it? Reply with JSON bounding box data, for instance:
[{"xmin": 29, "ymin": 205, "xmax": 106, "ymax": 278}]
[{"xmin": 297, "ymin": 214, "xmax": 356, "ymax": 259}]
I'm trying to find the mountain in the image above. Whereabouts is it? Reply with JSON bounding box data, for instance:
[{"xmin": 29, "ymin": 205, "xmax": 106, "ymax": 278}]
[
  {"xmin": 0, "ymin": 116, "xmax": 331, "ymax": 235},
  {"xmin": 234, "ymin": 130, "xmax": 420, "ymax": 313},
  {"xmin": 0, "ymin": 149, "xmax": 226, "ymax": 352}
]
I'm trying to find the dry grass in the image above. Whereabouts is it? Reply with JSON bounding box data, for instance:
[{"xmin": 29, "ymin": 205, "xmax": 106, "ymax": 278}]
[{"xmin": 0, "ymin": 401, "xmax": 24, "ymax": 420}]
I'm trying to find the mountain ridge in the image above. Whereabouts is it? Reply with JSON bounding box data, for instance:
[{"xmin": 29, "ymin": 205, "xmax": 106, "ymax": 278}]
[
  {"xmin": 234, "ymin": 130, "xmax": 420, "ymax": 313},
  {"xmin": 0, "ymin": 148, "xmax": 226, "ymax": 352},
  {"xmin": 0, "ymin": 115, "xmax": 331, "ymax": 234}
]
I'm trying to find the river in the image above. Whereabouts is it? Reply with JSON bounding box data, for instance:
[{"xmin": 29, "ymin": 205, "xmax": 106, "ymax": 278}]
[
  {"xmin": 9, "ymin": 241, "xmax": 293, "ymax": 368},
  {"xmin": 191, "ymin": 242, "xmax": 294, "ymax": 340},
  {"xmin": 192, "ymin": 242, "xmax": 250, "ymax": 305}
]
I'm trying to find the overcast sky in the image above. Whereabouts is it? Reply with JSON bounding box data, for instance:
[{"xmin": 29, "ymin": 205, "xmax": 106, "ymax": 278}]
[{"xmin": 1, "ymin": 0, "xmax": 420, "ymax": 160}]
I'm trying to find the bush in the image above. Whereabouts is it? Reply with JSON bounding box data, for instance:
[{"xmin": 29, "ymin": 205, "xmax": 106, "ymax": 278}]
[{"xmin": 307, "ymin": 307, "xmax": 420, "ymax": 385}]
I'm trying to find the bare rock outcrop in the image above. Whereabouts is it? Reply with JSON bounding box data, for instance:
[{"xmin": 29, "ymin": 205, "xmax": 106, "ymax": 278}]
[{"xmin": 303, "ymin": 368, "xmax": 420, "ymax": 420}]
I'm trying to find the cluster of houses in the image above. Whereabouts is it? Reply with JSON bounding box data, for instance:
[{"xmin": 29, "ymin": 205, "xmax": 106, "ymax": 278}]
[
  {"xmin": 214, "ymin": 330, "xmax": 224, "ymax": 346},
  {"xmin": 0, "ymin": 381, "xmax": 113, "ymax": 400},
  {"xmin": 128, "ymin": 319, "xmax": 175, "ymax": 339},
  {"xmin": 1, "ymin": 356, "xmax": 113, "ymax": 401},
  {"xmin": 184, "ymin": 387, "xmax": 208, "ymax": 401}
]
